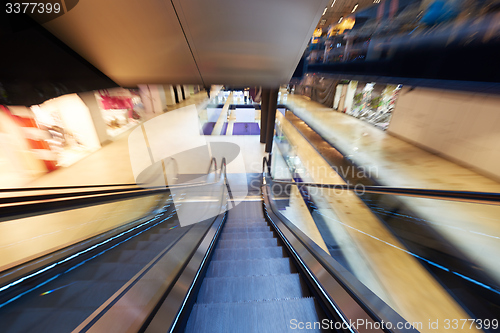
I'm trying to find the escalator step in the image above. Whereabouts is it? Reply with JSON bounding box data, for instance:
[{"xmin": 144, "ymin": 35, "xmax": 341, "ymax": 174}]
[
  {"xmin": 185, "ymin": 297, "xmax": 325, "ymax": 333},
  {"xmin": 219, "ymin": 231, "xmax": 274, "ymax": 240},
  {"xmin": 206, "ymin": 257, "xmax": 295, "ymax": 277},
  {"xmin": 134, "ymin": 236, "xmax": 179, "ymax": 251},
  {"xmin": 197, "ymin": 274, "xmax": 308, "ymax": 303},
  {"xmin": 225, "ymin": 219, "xmax": 267, "ymax": 225},
  {"xmin": 217, "ymin": 238, "xmax": 278, "ymax": 249},
  {"xmin": 222, "ymin": 226, "xmax": 270, "ymax": 233},
  {"xmin": 18, "ymin": 281, "xmax": 124, "ymax": 309},
  {"xmin": 212, "ymin": 247, "xmax": 286, "ymax": 260},
  {"xmin": 0, "ymin": 307, "xmax": 96, "ymax": 333},
  {"xmin": 147, "ymin": 233, "xmax": 171, "ymax": 242},
  {"xmin": 223, "ymin": 223, "xmax": 269, "ymax": 229},
  {"xmin": 227, "ymin": 212, "xmax": 263, "ymax": 219},
  {"xmin": 104, "ymin": 250, "xmax": 162, "ymax": 263}
]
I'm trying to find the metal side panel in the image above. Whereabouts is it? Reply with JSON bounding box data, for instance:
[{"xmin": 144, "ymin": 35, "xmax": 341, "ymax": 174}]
[
  {"xmin": 0, "ymin": 194, "xmax": 173, "ymax": 304},
  {"xmin": 143, "ymin": 212, "xmax": 227, "ymax": 333},
  {"xmin": 69, "ymin": 212, "xmax": 225, "ymax": 333},
  {"xmin": 262, "ymin": 185, "xmax": 420, "ymax": 333}
]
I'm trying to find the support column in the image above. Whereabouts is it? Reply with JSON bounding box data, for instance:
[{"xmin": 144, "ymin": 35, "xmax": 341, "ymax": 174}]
[
  {"xmin": 260, "ymin": 88, "xmax": 270, "ymax": 143},
  {"xmin": 265, "ymin": 88, "xmax": 279, "ymax": 153},
  {"xmin": 77, "ymin": 91, "xmax": 109, "ymax": 145},
  {"xmin": 176, "ymin": 85, "xmax": 184, "ymax": 102},
  {"xmin": 163, "ymin": 85, "xmax": 176, "ymax": 106}
]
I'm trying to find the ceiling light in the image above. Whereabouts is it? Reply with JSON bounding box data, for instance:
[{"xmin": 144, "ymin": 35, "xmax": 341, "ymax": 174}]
[
  {"xmin": 338, "ymin": 16, "xmax": 343, "ymax": 23},
  {"xmin": 352, "ymin": 4, "xmax": 358, "ymax": 13},
  {"xmin": 331, "ymin": 0, "xmax": 336, "ymax": 7},
  {"xmin": 323, "ymin": 7, "xmax": 327, "ymax": 15}
]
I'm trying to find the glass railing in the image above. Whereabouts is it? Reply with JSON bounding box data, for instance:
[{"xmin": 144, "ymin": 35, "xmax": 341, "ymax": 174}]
[
  {"xmin": 0, "ymin": 159, "xmax": 232, "ymax": 332},
  {"xmin": 266, "ymin": 135, "xmax": 500, "ymax": 333},
  {"xmin": 0, "ymin": 188, "xmax": 167, "ymax": 273},
  {"xmin": 0, "ymin": 156, "xmax": 230, "ymax": 281}
]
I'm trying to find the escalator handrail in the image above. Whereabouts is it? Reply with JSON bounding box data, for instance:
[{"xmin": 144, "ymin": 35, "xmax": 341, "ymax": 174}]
[
  {"xmin": 262, "ymin": 156, "xmax": 500, "ymax": 205},
  {"xmin": 1, "ymin": 157, "xmax": 230, "ymax": 222},
  {"xmin": 261, "ymin": 184, "xmax": 419, "ymax": 333},
  {"xmin": 0, "ymin": 157, "xmax": 231, "ymax": 318},
  {"xmin": 207, "ymin": 157, "xmax": 217, "ymax": 175},
  {"xmin": 143, "ymin": 158, "xmax": 232, "ymax": 333},
  {"xmin": 0, "ymin": 183, "xmax": 141, "ymax": 193},
  {"xmin": 0, "ymin": 157, "xmax": 181, "ymax": 194}
]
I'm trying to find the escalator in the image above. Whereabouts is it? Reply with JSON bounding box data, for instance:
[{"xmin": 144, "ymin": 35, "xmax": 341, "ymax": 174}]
[
  {"xmin": 0, "ymin": 205, "xmax": 186, "ymax": 333},
  {"xmin": 183, "ymin": 200, "xmax": 326, "ymax": 332},
  {"xmin": 3, "ymin": 156, "xmax": 493, "ymax": 332}
]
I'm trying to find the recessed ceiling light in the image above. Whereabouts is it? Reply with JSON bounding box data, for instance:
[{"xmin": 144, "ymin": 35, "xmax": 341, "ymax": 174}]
[
  {"xmin": 352, "ymin": 4, "xmax": 358, "ymax": 13},
  {"xmin": 338, "ymin": 16, "xmax": 343, "ymax": 23}
]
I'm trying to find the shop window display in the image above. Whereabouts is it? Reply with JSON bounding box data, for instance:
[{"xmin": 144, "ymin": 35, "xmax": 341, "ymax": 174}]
[
  {"xmin": 30, "ymin": 94, "xmax": 101, "ymax": 167},
  {"xmin": 95, "ymin": 88, "xmax": 144, "ymax": 137}
]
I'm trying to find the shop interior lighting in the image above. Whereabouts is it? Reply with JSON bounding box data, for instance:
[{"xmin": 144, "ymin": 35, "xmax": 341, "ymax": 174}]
[
  {"xmin": 331, "ymin": 0, "xmax": 336, "ymax": 7},
  {"xmin": 323, "ymin": 7, "xmax": 327, "ymax": 15},
  {"xmin": 338, "ymin": 16, "xmax": 343, "ymax": 23},
  {"xmin": 351, "ymin": 4, "xmax": 358, "ymax": 12}
]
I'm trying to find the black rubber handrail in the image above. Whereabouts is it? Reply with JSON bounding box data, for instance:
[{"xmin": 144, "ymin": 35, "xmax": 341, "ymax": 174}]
[
  {"xmin": 144, "ymin": 157, "xmax": 233, "ymax": 333},
  {"xmin": 0, "ymin": 187, "xmax": 151, "ymax": 205},
  {"xmin": 0, "ymin": 183, "xmax": 140, "ymax": 193},
  {"xmin": 261, "ymin": 184, "xmax": 418, "ymax": 333},
  {"xmin": 207, "ymin": 157, "xmax": 218, "ymax": 174},
  {"xmin": 1, "ymin": 157, "xmax": 231, "ymax": 223},
  {"xmin": 263, "ymin": 156, "xmax": 500, "ymax": 205}
]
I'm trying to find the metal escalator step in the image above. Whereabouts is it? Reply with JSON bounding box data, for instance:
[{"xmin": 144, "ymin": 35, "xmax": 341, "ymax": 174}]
[
  {"xmin": 205, "ymin": 258, "xmax": 295, "ymax": 277},
  {"xmin": 216, "ymin": 238, "xmax": 278, "ymax": 249},
  {"xmin": 219, "ymin": 231, "xmax": 274, "ymax": 240},
  {"xmin": 134, "ymin": 237, "xmax": 178, "ymax": 251},
  {"xmin": 20, "ymin": 281, "xmax": 125, "ymax": 309},
  {"xmin": 71, "ymin": 262, "xmax": 146, "ymax": 281},
  {"xmin": 223, "ymin": 225, "xmax": 270, "ymax": 233},
  {"xmin": 105, "ymin": 250, "xmax": 162, "ymax": 263},
  {"xmin": 223, "ymin": 223, "xmax": 269, "ymax": 229},
  {"xmin": 197, "ymin": 274, "xmax": 308, "ymax": 303},
  {"xmin": 212, "ymin": 247, "xmax": 286, "ymax": 260},
  {"xmin": 146, "ymin": 233, "xmax": 171, "ymax": 242},
  {"xmin": 281, "ymin": 297, "xmax": 327, "ymax": 332},
  {"xmin": 225, "ymin": 219, "xmax": 267, "ymax": 225},
  {"xmin": 185, "ymin": 297, "xmax": 325, "ymax": 333},
  {"xmin": 0, "ymin": 307, "xmax": 97, "ymax": 333},
  {"xmin": 227, "ymin": 211, "xmax": 263, "ymax": 219}
]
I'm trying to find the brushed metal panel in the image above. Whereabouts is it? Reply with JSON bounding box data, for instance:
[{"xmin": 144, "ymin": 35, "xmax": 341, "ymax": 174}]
[
  {"xmin": 42, "ymin": 0, "xmax": 203, "ymax": 86},
  {"xmin": 38, "ymin": 0, "xmax": 329, "ymax": 87},
  {"xmin": 172, "ymin": 0, "xmax": 329, "ymax": 86}
]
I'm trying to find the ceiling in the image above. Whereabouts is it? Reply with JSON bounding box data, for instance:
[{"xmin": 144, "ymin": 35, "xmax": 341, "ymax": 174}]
[
  {"xmin": 39, "ymin": 0, "xmax": 329, "ymax": 87},
  {"xmin": 316, "ymin": 0, "xmax": 379, "ymax": 31}
]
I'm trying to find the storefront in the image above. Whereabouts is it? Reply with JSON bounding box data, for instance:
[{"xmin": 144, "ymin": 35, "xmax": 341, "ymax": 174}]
[
  {"xmin": 334, "ymin": 80, "xmax": 401, "ymax": 130},
  {"xmin": 0, "ymin": 105, "xmax": 49, "ymax": 187},
  {"xmin": 95, "ymin": 88, "xmax": 144, "ymax": 138},
  {"xmin": 30, "ymin": 93, "xmax": 102, "ymax": 167}
]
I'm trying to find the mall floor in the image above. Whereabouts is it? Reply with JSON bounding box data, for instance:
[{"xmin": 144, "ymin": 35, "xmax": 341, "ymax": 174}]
[{"xmin": 24, "ymin": 91, "xmax": 211, "ymax": 188}]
